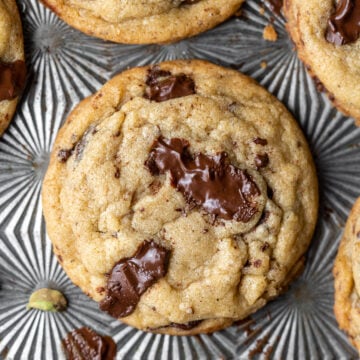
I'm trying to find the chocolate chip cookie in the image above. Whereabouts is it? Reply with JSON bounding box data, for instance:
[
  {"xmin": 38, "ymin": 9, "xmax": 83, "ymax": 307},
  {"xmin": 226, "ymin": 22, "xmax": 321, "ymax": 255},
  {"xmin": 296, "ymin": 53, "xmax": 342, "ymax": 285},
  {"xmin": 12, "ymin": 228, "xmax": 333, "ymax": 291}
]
[
  {"xmin": 42, "ymin": 60, "xmax": 318, "ymax": 335},
  {"xmin": 39, "ymin": 0, "xmax": 244, "ymax": 44},
  {"xmin": 334, "ymin": 198, "xmax": 360, "ymax": 352},
  {"xmin": 0, "ymin": 0, "xmax": 26, "ymax": 136},
  {"xmin": 285, "ymin": 0, "xmax": 360, "ymax": 124}
]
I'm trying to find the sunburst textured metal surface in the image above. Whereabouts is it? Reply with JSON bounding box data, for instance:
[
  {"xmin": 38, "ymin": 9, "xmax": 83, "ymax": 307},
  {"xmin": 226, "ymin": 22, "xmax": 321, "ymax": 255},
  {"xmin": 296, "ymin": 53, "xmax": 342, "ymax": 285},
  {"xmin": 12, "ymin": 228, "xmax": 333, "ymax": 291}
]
[{"xmin": 1, "ymin": 0, "xmax": 360, "ymax": 359}]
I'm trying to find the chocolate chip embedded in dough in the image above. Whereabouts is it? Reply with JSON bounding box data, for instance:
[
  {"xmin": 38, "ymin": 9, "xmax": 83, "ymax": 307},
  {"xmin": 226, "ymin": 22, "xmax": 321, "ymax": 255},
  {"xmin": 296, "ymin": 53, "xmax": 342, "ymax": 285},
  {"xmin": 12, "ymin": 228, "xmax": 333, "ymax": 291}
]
[{"xmin": 144, "ymin": 66, "xmax": 195, "ymax": 102}]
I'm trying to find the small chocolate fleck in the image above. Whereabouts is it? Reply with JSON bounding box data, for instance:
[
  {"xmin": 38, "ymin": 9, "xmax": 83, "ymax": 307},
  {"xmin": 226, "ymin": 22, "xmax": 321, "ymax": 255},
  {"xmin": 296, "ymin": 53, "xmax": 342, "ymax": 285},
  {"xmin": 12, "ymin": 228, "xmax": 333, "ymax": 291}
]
[
  {"xmin": 62, "ymin": 327, "xmax": 116, "ymax": 360},
  {"xmin": 326, "ymin": 0, "xmax": 360, "ymax": 45},
  {"xmin": 168, "ymin": 320, "xmax": 202, "ymax": 330},
  {"xmin": 255, "ymin": 154, "xmax": 269, "ymax": 169},
  {"xmin": 0, "ymin": 60, "xmax": 26, "ymax": 101},
  {"xmin": 267, "ymin": 186, "xmax": 274, "ymax": 199},
  {"xmin": 114, "ymin": 167, "xmax": 120, "ymax": 179},
  {"xmin": 261, "ymin": 242, "xmax": 270, "ymax": 252},
  {"xmin": 357, "ymin": 231, "xmax": 360, "ymax": 238},
  {"xmin": 144, "ymin": 67, "xmax": 195, "ymax": 102},
  {"xmin": 57, "ymin": 149, "xmax": 73, "ymax": 163},
  {"xmin": 145, "ymin": 136, "xmax": 261, "ymax": 222},
  {"xmin": 253, "ymin": 259, "xmax": 262, "ymax": 268},
  {"xmin": 99, "ymin": 240, "xmax": 170, "ymax": 318},
  {"xmin": 253, "ymin": 138, "xmax": 268, "ymax": 146}
]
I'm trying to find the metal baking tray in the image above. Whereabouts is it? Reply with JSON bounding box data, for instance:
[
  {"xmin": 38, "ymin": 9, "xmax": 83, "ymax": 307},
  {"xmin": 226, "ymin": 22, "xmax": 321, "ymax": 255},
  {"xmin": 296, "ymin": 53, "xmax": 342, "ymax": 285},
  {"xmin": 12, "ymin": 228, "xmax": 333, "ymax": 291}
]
[{"xmin": 1, "ymin": 0, "xmax": 360, "ymax": 358}]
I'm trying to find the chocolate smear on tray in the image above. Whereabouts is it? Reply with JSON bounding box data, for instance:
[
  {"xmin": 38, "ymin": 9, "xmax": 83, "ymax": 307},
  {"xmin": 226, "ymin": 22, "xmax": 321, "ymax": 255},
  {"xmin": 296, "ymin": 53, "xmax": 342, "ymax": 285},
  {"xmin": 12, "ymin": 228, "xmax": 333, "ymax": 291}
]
[
  {"xmin": 144, "ymin": 66, "xmax": 195, "ymax": 102},
  {"xmin": 326, "ymin": 0, "xmax": 360, "ymax": 45},
  {"xmin": 145, "ymin": 136, "xmax": 261, "ymax": 222},
  {"xmin": 62, "ymin": 327, "xmax": 116, "ymax": 360},
  {"xmin": 0, "ymin": 60, "xmax": 26, "ymax": 101},
  {"xmin": 99, "ymin": 240, "xmax": 170, "ymax": 318}
]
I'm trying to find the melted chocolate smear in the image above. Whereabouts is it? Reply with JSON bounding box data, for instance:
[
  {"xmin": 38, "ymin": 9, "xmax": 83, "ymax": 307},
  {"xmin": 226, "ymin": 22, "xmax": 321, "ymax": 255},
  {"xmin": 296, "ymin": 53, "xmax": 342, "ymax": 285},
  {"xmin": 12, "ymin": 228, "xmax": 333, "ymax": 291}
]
[
  {"xmin": 62, "ymin": 327, "xmax": 116, "ymax": 360},
  {"xmin": 326, "ymin": 0, "xmax": 360, "ymax": 45},
  {"xmin": 265, "ymin": 0, "xmax": 283, "ymax": 15},
  {"xmin": 144, "ymin": 66, "xmax": 195, "ymax": 102},
  {"xmin": 99, "ymin": 240, "xmax": 170, "ymax": 318},
  {"xmin": 145, "ymin": 136, "xmax": 261, "ymax": 222},
  {"xmin": 0, "ymin": 60, "xmax": 26, "ymax": 101}
]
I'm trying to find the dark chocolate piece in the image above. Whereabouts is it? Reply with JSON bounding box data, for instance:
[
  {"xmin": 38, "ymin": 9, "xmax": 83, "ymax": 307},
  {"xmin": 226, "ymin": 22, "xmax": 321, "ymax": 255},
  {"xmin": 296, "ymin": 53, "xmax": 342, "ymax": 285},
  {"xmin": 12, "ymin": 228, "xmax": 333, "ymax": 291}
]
[
  {"xmin": 253, "ymin": 138, "xmax": 268, "ymax": 146},
  {"xmin": 99, "ymin": 240, "xmax": 170, "ymax": 318},
  {"xmin": 326, "ymin": 0, "xmax": 360, "ymax": 45},
  {"xmin": 254, "ymin": 154, "xmax": 269, "ymax": 169},
  {"xmin": 144, "ymin": 66, "xmax": 195, "ymax": 102},
  {"xmin": 264, "ymin": 0, "xmax": 283, "ymax": 15},
  {"xmin": 145, "ymin": 136, "xmax": 261, "ymax": 222},
  {"xmin": 0, "ymin": 60, "xmax": 26, "ymax": 101},
  {"xmin": 62, "ymin": 327, "xmax": 116, "ymax": 360}
]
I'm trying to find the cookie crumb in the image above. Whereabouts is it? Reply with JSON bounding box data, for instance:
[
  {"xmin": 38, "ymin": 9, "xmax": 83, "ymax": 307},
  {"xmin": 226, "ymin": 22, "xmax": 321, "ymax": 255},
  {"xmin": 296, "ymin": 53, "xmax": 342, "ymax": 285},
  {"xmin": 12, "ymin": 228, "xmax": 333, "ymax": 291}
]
[
  {"xmin": 260, "ymin": 61, "xmax": 267, "ymax": 69},
  {"xmin": 263, "ymin": 24, "xmax": 278, "ymax": 41},
  {"xmin": 259, "ymin": 6, "xmax": 265, "ymax": 15}
]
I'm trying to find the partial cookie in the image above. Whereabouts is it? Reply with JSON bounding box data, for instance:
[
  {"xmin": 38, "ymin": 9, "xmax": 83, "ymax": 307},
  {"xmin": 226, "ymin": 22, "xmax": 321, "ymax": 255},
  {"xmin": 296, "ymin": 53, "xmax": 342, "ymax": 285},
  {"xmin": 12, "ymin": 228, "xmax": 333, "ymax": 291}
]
[
  {"xmin": 42, "ymin": 60, "xmax": 318, "ymax": 335},
  {"xmin": 40, "ymin": 0, "xmax": 244, "ymax": 44},
  {"xmin": 334, "ymin": 198, "xmax": 360, "ymax": 352},
  {"xmin": 0, "ymin": 0, "xmax": 26, "ymax": 136},
  {"xmin": 284, "ymin": 0, "xmax": 360, "ymax": 124}
]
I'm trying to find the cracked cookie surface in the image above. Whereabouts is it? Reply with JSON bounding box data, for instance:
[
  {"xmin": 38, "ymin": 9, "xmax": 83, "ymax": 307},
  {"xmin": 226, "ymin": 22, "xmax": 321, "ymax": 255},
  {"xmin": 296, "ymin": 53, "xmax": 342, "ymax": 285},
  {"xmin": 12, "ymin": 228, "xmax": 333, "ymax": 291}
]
[
  {"xmin": 40, "ymin": 0, "xmax": 244, "ymax": 44},
  {"xmin": 0, "ymin": 0, "xmax": 25, "ymax": 136},
  {"xmin": 42, "ymin": 60, "xmax": 318, "ymax": 334},
  {"xmin": 285, "ymin": 0, "xmax": 360, "ymax": 125},
  {"xmin": 334, "ymin": 198, "xmax": 360, "ymax": 352}
]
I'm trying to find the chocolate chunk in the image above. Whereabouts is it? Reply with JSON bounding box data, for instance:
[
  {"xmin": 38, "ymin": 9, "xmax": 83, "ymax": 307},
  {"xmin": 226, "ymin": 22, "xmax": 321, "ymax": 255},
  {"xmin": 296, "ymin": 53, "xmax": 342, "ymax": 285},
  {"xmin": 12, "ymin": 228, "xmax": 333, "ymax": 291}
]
[
  {"xmin": 264, "ymin": 0, "xmax": 283, "ymax": 15},
  {"xmin": 144, "ymin": 66, "xmax": 195, "ymax": 102},
  {"xmin": 145, "ymin": 136, "xmax": 261, "ymax": 222},
  {"xmin": 62, "ymin": 327, "xmax": 116, "ymax": 360},
  {"xmin": 253, "ymin": 138, "xmax": 268, "ymax": 146},
  {"xmin": 0, "ymin": 60, "xmax": 26, "ymax": 101},
  {"xmin": 326, "ymin": 0, "xmax": 360, "ymax": 45},
  {"xmin": 255, "ymin": 154, "xmax": 269, "ymax": 169},
  {"xmin": 99, "ymin": 240, "xmax": 170, "ymax": 318}
]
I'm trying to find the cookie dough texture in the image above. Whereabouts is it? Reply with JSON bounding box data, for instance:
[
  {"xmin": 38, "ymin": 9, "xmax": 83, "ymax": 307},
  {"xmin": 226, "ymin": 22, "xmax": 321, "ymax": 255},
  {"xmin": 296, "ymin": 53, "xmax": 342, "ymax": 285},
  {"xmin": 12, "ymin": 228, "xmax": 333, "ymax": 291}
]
[
  {"xmin": 43, "ymin": 60, "xmax": 318, "ymax": 334},
  {"xmin": 40, "ymin": 0, "xmax": 244, "ymax": 44},
  {"xmin": 284, "ymin": 0, "xmax": 360, "ymax": 124},
  {"xmin": 0, "ymin": 0, "xmax": 25, "ymax": 136},
  {"xmin": 334, "ymin": 198, "xmax": 360, "ymax": 352}
]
